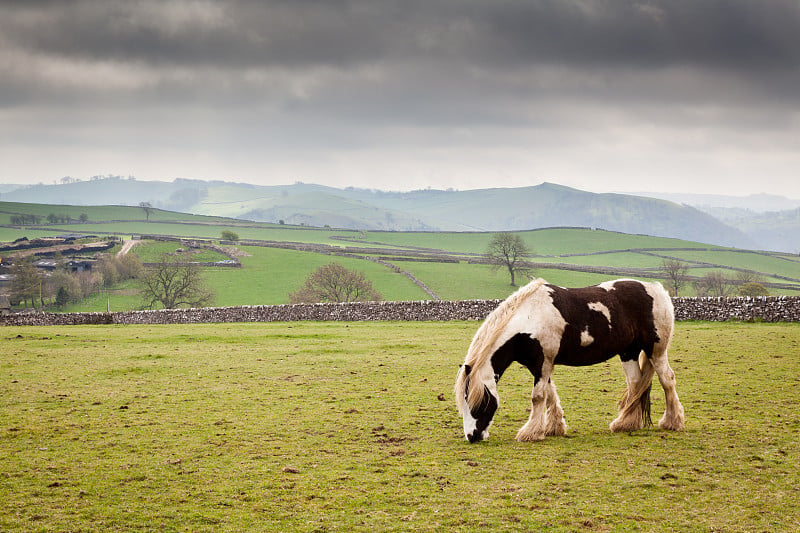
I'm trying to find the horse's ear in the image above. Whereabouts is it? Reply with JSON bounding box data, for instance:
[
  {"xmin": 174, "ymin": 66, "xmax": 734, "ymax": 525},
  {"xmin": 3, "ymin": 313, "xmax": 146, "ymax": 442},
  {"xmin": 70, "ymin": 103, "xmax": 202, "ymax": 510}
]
[{"xmin": 463, "ymin": 364, "xmax": 472, "ymax": 376}]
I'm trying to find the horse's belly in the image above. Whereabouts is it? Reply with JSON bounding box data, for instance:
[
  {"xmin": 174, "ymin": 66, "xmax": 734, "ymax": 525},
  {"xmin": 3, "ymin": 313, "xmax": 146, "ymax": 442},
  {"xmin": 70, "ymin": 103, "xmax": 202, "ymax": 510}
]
[{"xmin": 554, "ymin": 345, "xmax": 621, "ymax": 367}]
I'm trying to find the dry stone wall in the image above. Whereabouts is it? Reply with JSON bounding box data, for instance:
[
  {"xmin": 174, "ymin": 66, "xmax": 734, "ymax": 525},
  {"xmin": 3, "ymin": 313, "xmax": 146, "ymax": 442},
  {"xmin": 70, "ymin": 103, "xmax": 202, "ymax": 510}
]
[
  {"xmin": 2, "ymin": 297, "xmax": 799, "ymax": 326},
  {"xmin": 672, "ymin": 296, "xmax": 800, "ymax": 322}
]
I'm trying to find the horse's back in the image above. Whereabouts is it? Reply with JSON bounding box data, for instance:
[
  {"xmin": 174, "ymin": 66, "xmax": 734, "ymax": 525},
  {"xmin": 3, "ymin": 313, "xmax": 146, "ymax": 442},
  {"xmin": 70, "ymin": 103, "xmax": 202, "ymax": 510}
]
[{"xmin": 547, "ymin": 279, "xmax": 671, "ymax": 365}]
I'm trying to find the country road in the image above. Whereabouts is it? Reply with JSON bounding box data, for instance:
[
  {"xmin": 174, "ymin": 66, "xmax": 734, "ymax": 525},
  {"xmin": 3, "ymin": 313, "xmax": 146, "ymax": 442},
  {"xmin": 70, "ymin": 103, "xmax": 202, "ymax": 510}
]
[{"xmin": 116, "ymin": 239, "xmax": 140, "ymax": 257}]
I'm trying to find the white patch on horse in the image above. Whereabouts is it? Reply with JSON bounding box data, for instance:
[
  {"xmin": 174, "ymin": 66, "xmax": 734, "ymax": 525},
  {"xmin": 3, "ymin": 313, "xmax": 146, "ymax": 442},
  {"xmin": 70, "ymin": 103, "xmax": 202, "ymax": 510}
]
[
  {"xmin": 580, "ymin": 327, "xmax": 594, "ymax": 347},
  {"xmin": 643, "ymin": 282, "xmax": 674, "ymax": 343},
  {"xmin": 588, "ymin": 301, "xmax": 612, "ymax": 326},
  {"xmin": 462, "ymin": 411, "xmax": 479, "ymax": 439}
]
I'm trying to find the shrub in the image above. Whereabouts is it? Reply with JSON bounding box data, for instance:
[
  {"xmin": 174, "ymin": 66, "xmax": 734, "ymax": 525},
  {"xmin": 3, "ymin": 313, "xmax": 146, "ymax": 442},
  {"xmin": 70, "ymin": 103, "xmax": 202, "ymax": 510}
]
[
  {"xmin": 221, "ymin": 230, "xmax": 240, "ymax": 242},
  {"xmin": 739, "ymin": 282, "xmax": 769, "ymax": 297}
]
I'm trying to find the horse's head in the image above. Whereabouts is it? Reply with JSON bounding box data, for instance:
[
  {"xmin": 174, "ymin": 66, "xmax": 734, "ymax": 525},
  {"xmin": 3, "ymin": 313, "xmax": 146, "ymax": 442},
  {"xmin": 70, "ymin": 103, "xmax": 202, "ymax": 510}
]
[{"xmin": 455, "ymin": 364, "xmax": 499, "ymax": 443}]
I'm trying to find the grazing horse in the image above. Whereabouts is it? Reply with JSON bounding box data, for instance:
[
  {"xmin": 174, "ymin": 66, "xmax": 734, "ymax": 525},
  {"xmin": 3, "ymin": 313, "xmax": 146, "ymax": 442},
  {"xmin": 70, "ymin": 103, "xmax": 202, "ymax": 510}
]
[{"xmin": 455, "ymin": 278, "xmax": 684, "ymax": 443}]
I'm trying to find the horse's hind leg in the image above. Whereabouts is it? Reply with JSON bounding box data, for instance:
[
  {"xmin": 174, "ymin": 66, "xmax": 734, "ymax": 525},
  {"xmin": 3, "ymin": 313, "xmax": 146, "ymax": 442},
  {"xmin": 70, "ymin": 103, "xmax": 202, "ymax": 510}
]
[
  {"xmin": 545, "ymin": 379, "xmax": 568, "ymax": 436},
  {"xmin": 651, "ymin": 345, "xmax": 685, "ymax": 431},
  {"xmin": 610, "ymin": 355, "xmax": 650, "ymax": 432}
]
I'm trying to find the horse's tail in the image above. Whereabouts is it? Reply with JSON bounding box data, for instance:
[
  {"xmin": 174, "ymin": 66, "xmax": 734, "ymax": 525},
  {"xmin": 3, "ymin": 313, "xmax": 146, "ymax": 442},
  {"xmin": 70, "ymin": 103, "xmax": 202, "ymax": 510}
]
[{"xmin": 618, "ymin": 352, "xmax": 655, "ymax": 428}]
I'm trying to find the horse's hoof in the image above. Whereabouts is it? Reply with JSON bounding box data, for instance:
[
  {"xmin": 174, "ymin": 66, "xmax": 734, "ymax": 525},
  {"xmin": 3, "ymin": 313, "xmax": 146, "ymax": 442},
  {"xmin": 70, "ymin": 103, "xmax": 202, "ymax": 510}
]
[
  {"xmin": 546, "ymin": 420, "xmax": 568, "ymax": 436},
  {"xmin": 658, "ymin": 417, "xmax": 685, "ymax": 431},
  {"xmin": 515, "ymin": 431, "xmax": 545, "ymax": 442},
  {"xmin": 609, "ymin": 419, "xmax": 643, "ymax": 433}
]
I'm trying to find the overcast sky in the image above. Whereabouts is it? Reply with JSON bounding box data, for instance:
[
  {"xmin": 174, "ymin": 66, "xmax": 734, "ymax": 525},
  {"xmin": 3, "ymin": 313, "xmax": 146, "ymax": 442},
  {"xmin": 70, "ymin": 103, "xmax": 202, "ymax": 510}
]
[{"xmin": 1, "ymin": 0, "xmax": 799, "ymax": 197}]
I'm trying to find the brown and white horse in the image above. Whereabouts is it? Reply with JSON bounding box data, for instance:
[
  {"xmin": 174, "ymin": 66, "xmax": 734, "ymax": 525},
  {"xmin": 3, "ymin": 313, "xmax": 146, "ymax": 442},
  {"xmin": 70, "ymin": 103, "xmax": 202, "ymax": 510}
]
[{"xmin": 455, "ymin": 278, "xmax": 684, "ymax": 443}]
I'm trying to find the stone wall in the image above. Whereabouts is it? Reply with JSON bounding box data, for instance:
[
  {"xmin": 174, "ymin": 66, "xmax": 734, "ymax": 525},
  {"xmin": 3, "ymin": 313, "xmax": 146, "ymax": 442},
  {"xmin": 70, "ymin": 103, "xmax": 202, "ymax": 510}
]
[
  {"xmin": 672, "ymin": 296, "xmax": 800, "ymax": 322},
  {"xmin": 2, "ymin": 297, "xmax": 799, "ymax": 326}
]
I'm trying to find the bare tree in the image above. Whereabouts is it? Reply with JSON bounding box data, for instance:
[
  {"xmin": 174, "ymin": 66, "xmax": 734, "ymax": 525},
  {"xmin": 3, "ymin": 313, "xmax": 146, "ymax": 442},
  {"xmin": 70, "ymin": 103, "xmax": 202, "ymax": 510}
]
[
  {"xmin": 139, "ymin": 201, "xmax": 153, "ymax": 222},
  {"xmin": 486, "ymin": 232, "xmax": 533, "ymax": 286},
  {"xmin": 140, "ymin": 254, "xmax": 214, "ymax": 309},
  {"xmin": 693, "ymin": 279, "xmax": 709, "ymax": 297},
  {"xmin": 701, "ymin": 270, "xmax": 734, "ymax": 297},
  {"xmin": 289, "ymin": 263, "xmax": 382, "ymax": 303},
  {"xmin": 10, "ymin": 258, "xmax": 43, "ymax": 307},
  {"xmin": 735, "ymin": 269, "xmax": 764, "ymax": 286},
  {"xmin": 47, "ymin": 270, "xmax": 82, "ymax": 303},
  {"xmin": 661, "ymin": 259, "xmax": 690, "ymax": 296}
]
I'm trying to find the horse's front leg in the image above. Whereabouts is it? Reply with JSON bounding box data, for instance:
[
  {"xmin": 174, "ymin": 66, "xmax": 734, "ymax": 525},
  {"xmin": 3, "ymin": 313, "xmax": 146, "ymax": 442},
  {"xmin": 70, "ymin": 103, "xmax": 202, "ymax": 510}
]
[
  {"xmin": 545, "ymin": 379, "xmax": 568, "ymax": 436},
  {"xmin": 516, "ymin": 361, "xmax": 554, "ymax": 442}
]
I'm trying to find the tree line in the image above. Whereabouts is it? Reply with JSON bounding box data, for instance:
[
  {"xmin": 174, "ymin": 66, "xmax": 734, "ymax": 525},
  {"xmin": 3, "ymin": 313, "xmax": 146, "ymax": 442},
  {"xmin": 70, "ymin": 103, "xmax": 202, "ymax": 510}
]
[
  {"xmin": 9, "ymin": 213, "xmax": 89, "ymax": 225},
  {"xmin": 661, "ymin": 258, "xmax": 769, "ymax": 297}
]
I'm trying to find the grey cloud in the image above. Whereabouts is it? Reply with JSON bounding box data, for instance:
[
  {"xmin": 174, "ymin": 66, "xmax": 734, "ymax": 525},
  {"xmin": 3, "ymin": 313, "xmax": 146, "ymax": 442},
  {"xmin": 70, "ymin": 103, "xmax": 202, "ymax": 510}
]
[
  {"xmin": 2, "ymin": 0, "xmax": 797, "ymax": 118},
  {"xmin": 1, "ymin": 0, "xmax": 798, "ymax": 194},
  {"xmin": 3, "ymin": 1, "xmax": 799, "ymax": 69}
]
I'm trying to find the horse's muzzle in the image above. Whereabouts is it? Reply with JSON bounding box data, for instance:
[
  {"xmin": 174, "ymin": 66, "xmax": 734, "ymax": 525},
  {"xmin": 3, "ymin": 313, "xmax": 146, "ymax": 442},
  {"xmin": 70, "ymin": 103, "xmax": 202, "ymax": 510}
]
[{"xmin": 466, "ymin": 431, "xmax": 483, "ymax": 444}]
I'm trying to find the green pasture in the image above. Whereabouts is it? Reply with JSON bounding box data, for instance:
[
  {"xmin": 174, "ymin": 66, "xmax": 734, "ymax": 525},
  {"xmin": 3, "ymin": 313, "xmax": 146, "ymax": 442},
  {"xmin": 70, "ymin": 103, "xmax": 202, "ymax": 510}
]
[
  {"xmin": 3, "ymin": 202, "xmax": 800, "ymax": 311},
  {"xmin": 59, "ymin": 247, "xmax": 429, "ymax": 312},
  {"xmin": 687, "ymin": 267, "xmax": 799, "ymax": 289},
  {"xmin": 392, "ymin": 260, "xmax": 612, "ymax": 301},
  {"xmin": 1, "ymin": 321, "xmax": 798, "ymax": 532},
  {"xmin": 536, "ymin": 251, "xmax": 670, "ymax": 269},
  {"xmin": 205, "ymin": 247, "xmax": 428, "ymax": 306},
  {"xmin": 358, "ymin": 228, "xmax": 716, "ymax": 255},
  {"xmin": 663, "ymin": 249, "xmax": 800, "ymax": 279},
  {"xmin": 35, "ymin": 243, "xmax": 800, "ymax": 313},
  {"xmin": 0, "ymin": 228, "xmax": 58, "ymax": 242},
  {"xmin": 58, "ymin": 280, "xmax": 144, "ymax": 314}
]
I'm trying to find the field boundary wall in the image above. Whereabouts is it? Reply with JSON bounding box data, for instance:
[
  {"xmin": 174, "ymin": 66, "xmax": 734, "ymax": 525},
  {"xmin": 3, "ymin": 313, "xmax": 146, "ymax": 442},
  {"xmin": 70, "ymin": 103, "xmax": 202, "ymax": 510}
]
[{"xmin": 2, "ymin": 297, "xmax": 799, "ymax": 326}]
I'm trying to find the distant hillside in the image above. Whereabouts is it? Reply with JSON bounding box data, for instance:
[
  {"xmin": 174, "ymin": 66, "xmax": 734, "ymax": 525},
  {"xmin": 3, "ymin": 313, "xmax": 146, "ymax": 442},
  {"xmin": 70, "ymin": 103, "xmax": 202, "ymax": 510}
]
[
  {"xmin": 342, "ymin": 183, "xmax": 751, "ymax": 248},
  {"xmin": 710, "ymin": 208, "xmax": 800, "ymax": 254},
  {"xmin": 1, "ymin": 177, "xmax": 214, "ymax": 213},
  {"xmin": 634, "ymin": 191, "xmax": 800, "ymax": 212},
  {"xmin": 634, "ymin": 191, "xmax": 800, "ymax": 253},
  {"xmin": 1, "ymin": 178, "xmax": 755, "ymax": 249}
]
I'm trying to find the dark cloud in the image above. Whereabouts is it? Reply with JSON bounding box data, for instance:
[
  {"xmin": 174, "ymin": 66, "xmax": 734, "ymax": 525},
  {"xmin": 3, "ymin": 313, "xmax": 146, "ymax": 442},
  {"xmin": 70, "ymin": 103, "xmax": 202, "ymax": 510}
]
[
  {"xmin": 4, "ymin": 1, "xmax": 799, "ymax": 68},
  {"xmin": 0, "ymin": 1, "xmax": 798, "ymax": 193}
]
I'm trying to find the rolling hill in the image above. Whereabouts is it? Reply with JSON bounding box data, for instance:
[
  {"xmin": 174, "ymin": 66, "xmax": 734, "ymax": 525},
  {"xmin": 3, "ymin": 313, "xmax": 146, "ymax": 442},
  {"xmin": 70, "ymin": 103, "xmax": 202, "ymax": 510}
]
[
  {"xmin": 0, "ymin": 177, "xmax": 756, "ymax": 249},
  {"xmin": 2, "ymin": 200, "xmax": 800, "ymax": 312}
]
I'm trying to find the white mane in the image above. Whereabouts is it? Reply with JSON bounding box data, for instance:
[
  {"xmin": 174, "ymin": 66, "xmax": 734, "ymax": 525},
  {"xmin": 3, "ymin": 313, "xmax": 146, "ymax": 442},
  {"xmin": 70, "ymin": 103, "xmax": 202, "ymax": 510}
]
[{"xmin": 456, "ymin": 278, "xmax": 547, "ymax": 412}]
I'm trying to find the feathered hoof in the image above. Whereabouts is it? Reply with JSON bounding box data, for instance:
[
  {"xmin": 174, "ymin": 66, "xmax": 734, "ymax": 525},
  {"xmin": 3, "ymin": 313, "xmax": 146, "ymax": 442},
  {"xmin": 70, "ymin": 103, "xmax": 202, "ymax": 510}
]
[
  {"xmin": 658, "ymin": 413, "xmax": 685, "ymax": 431},
  {"xmin": 515, "ymin": 428, "xmax": 546, "ymax": 442},
  {"xmin": 546, "ymin": 418, "xmax": 568, "ymax": 437},
  {"xmin": 609, "ymin": 417, "xmax": 644, "ymax": 433}
]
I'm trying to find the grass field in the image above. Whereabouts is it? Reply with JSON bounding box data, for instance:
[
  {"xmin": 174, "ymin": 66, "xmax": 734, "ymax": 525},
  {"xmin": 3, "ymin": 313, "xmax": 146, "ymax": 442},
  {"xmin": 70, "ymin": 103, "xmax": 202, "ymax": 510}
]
[
  {"xmin": 2, "ymin": 321, "xmax": 798, "ymax": 532},
  {"xmin": 205, "ymin": 247, "xmax": 430, "ymax": 306}
]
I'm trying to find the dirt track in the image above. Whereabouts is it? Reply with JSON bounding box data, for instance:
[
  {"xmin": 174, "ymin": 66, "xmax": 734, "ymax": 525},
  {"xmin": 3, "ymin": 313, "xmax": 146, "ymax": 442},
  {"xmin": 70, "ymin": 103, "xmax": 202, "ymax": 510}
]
[{"xmin": 116, "ymin": 239, "xmax": 140, "ymax": 257}]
